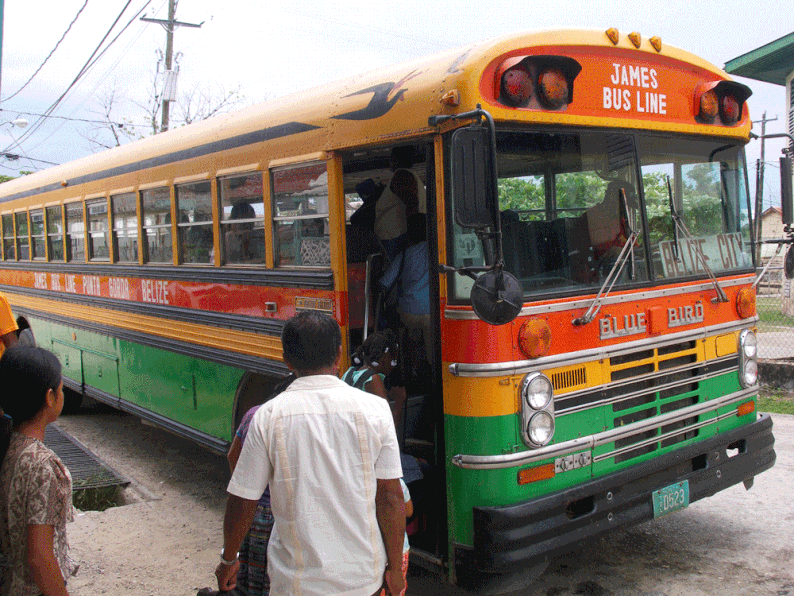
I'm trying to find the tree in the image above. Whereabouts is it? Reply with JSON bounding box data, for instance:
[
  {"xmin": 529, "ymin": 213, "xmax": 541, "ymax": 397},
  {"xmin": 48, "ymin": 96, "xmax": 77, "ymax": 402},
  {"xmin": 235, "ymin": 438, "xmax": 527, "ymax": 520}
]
[{"xmin": 83, "ymin": 75, "xmax": 248, "ymax": 151}]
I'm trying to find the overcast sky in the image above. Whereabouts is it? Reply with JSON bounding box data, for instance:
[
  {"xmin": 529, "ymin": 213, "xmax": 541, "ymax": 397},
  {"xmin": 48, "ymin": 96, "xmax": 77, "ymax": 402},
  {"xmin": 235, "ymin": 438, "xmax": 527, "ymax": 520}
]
[{"xmin": 0, "ymin": 0, "xmax": 790, "ymax": 206}]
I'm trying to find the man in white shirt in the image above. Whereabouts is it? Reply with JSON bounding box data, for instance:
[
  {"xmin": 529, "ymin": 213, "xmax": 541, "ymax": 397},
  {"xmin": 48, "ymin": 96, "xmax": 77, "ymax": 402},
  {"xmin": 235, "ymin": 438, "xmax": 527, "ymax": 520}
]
[{"xmin": 215, "ymin": 311, "xmax": 406, "ymax": 596}]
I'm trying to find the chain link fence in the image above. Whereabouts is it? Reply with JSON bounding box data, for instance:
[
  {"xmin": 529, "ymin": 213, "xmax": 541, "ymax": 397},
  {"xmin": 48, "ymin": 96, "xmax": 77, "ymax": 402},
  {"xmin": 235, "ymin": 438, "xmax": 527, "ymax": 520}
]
[{"xmin": 756, "ymin": 265, "xmax": 794, "ymax": 360}]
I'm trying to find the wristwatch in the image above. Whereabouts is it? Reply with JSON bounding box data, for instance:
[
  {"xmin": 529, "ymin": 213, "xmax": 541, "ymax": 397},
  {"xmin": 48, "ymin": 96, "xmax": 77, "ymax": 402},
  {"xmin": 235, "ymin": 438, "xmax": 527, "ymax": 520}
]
[{"xmin": 220, "ymin": 549, "xmax": 239, "ymax": 566}]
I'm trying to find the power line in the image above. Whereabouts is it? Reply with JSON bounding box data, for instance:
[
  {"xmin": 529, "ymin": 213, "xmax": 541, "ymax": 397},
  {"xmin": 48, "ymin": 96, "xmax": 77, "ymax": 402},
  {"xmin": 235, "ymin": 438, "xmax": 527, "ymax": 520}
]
[
  {"xmin": 1, "ymin": 0, "xmax": 91, "ymax": 102},
  {"xmin": 3, "ymin": 0, "xmax": 150, "ymax": 154},
  {"xmin": 0, "ymin": 108, "xmax": 149, "ymax": 128}
]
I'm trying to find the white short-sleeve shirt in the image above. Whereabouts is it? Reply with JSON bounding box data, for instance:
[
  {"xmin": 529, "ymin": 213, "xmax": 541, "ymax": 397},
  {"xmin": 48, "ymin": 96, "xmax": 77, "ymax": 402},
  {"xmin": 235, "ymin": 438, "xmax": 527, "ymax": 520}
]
[{"xmin": 228, "ymin": 374, "xmax": 403, "ymax": 596}]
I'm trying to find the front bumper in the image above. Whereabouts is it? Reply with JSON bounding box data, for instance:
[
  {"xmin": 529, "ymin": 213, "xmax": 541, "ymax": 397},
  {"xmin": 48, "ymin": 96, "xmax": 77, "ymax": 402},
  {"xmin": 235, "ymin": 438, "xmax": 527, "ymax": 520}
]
[{"xmin": 469, "ymin": 413, "xmax": 775, "ymax": 572}]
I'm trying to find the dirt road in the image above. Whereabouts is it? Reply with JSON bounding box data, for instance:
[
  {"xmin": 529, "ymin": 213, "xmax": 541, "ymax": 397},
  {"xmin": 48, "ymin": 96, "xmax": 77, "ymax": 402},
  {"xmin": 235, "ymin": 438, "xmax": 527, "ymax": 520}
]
[{"xmin": 55, "ymin": 399, "xmax": 794, "ymax": 596}]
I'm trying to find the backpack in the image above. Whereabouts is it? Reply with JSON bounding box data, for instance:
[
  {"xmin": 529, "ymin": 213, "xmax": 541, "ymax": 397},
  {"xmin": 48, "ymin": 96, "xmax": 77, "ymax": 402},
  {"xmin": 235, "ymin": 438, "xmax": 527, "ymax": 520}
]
[{"xmin": 342, "ymin": 367, "xmax": 377, "ymax": 391}]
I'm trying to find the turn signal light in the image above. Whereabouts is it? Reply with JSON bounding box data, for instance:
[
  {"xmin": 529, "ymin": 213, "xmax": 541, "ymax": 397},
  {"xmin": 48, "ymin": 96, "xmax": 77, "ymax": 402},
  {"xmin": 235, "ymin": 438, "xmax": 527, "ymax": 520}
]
[
  {"xmin": 519, "ymin": 318, "xmax": 552, "ymax": 359},
  {"xmin": 720, "ymin": 94, "xmax": 741, "ymax": 125},
  {"xmin": 694, "ymin": 81, "xmax": 752, "ymax": 125},
  {"xmin": 501, "ymin": 66, "xmax": 532, "ymax": 107},
  {"xmin": 735, "ymin": 287, "xmax": 756, "ymax": 319},
  {"xmin": 699, "ymin": 90, "xmax": 719, "ymax": 121},
  {"xmin": 737, "ymin": 401, "xmax": 756, "ymax": 417},
  {"xmin": 493, "ymin": 56, "xmax": 581, "ymax": 111},
  {"xmin": 538, "ymin": 68, "xmax": 569, "ymax": 109},
  {"xmin": 517, "ymin": 463, "xmax": 555, "ymax": 485}
]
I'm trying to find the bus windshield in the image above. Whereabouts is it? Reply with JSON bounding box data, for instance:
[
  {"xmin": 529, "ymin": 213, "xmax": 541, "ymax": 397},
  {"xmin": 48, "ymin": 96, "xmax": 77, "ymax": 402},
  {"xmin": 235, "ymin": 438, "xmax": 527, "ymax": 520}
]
[{"xmin": 450, "ymin": 130, "xmax": 753, "ymax": 300}]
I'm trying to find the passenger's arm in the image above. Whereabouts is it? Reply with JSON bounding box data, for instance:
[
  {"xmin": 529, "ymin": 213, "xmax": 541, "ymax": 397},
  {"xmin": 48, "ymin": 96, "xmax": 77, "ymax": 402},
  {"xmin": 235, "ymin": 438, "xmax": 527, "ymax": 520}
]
[
  {"xmin": 375, "ymin": 478, "xmax": 406, "ymax": 596},
  {"xmin": 365, "ymin": 374, "xmax": 390, "ymax": 401},
  {"xmin": 227, "ymin": 435, "xmax": 243, "ymax": 474},
  {"xmin": 1, "ymin": 330, "xmax": 17, "ymax": 348},
  {"xmin": 216, "ymin": 493, "xmax": 259, "ymax": 591},
  {"xmin": 26, "ymin": 524, "xmax": 70, "ymax": 596}
]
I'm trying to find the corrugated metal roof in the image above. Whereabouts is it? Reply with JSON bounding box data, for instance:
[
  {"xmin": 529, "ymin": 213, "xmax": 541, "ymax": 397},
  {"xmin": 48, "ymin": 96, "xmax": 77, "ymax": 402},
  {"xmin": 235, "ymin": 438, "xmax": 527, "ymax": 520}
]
[
  {"xmin": 44, "ymin": 424, "xmax": 131, "ymax": 491},
  {"xmin": 725, "ymin": 32, "xmax": 794, "ymax": 86}
]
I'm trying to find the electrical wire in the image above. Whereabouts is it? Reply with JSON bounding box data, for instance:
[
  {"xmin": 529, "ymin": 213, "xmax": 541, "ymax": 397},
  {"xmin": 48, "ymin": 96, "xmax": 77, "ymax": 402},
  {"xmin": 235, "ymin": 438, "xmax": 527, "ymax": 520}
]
[
  {"xmin": 1, "ymin": 0, "xmax": 91, "ymax": 103},
  {"xmin": 3, "ymin": 0, "xmax": 149, "ymax": 154}
]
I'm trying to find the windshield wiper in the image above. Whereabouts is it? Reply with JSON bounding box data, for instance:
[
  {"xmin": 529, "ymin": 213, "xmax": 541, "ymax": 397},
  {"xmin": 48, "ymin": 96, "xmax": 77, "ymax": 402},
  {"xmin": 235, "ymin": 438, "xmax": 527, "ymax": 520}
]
[
  {"xmin": 666, "ymin": 175, "xmax": 729, "ymax": 303},
  {"xmin": 574, "ymin": 188, "xmax": 639, "ymax": 326},
  {"xmin": 667, "ymin": 176, "xmax": 680, "ymax": 261}
]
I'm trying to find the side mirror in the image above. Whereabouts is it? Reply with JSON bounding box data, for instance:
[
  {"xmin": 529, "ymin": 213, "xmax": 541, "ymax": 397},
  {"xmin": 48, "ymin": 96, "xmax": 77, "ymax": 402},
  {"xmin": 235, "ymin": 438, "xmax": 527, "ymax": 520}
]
[
  {"xmin": 451, "ymin": 126, "xmax": 497, "ymax": 230},
  {"xmin": 781, "ymin": 155, "xmax": 793, "ymax": 225},
  {"xmin": 470, "ymin": 269, "xmax": 523, "ymax": 325}
]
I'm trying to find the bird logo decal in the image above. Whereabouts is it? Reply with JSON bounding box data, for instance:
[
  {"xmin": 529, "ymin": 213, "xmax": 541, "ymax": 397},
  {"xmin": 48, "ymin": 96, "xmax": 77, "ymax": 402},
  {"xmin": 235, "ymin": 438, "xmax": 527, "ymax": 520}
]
[{"xmin": 332, "ymin": 70, "xmax": 422, "ymax": 121}]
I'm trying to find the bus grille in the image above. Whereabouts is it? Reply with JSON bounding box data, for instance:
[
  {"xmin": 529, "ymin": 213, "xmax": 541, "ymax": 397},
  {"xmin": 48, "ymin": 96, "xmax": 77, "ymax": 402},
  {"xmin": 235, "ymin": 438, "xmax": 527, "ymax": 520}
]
[{"xmin": 554, "ymin": 340, "xmax": 739, "ymax": 464}]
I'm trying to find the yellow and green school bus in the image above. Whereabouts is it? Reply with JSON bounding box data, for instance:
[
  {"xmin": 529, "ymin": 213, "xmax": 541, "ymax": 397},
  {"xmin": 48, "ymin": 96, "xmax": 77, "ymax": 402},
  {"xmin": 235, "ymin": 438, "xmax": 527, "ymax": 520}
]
[{"xmin": 0, "ymin": 28, "xmax": 785, "ymax": 590}]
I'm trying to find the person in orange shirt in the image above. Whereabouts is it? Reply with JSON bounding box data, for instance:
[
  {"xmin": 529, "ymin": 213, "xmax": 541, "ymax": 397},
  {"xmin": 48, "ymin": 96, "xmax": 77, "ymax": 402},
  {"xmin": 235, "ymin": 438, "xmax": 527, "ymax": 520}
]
[{"xmin": 0, "ymin": 292, "xmax": 18, "ymax": 357}]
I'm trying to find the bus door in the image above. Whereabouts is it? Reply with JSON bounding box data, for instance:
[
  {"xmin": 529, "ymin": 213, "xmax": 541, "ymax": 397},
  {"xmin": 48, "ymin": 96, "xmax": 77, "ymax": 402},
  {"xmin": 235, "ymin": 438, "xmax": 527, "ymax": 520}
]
[{"xmin": 342, "ymin": 142, "xmax": 442, "ymax": 554}]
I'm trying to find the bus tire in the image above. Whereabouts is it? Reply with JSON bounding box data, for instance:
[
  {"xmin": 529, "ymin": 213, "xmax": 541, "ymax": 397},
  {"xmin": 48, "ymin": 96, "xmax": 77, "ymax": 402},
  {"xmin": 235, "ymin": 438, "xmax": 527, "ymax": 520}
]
[
  {"xmin": 62, "ymin": 387, "xmax": 84, "ymax": 414},
  {"xmin": 232, "ymin": 371, "xmax": 290, "ymax": 434}
]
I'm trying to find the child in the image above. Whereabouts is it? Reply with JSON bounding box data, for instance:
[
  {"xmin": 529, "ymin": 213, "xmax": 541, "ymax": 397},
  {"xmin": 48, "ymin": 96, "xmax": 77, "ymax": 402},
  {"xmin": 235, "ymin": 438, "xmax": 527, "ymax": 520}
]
[
  {"xmin": 397, "ymin": 478, "xmax": 413, "ymax": 596},
  {"xmin": 0, "ymin": 346, "xmax": 78, "ymax": 596},
  {"xmin": 342, "ymin": 329, "xmax": 405, "ymax": 426}
]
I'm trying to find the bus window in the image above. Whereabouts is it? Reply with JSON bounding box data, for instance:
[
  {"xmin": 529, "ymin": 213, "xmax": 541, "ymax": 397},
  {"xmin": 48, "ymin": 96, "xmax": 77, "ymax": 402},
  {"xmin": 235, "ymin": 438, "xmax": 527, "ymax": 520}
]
[
  {"xmin": 452, "ymin": 130, "xmax": 648, "ymax": 301},
  {"xmin": 219, "ymin": 174, "xmax": 265, "ymax": 265},
  {"xmin": 112, "ymin": 192, "xmax": 139, "ymax": 263},
  {"xmin": 272, "ymin": 162, "xmax": 329, "ymax": 267},
  {"xmin": 15, "ymin": 212, "xmax": 29, "ymax": 260},
  {"xmin": 65, "ymin": 203, "xmax": 85, "ymax": 262},
  {"xmin": 177, "ymin": 181, "xmax": 213, "ymax": 265},
  {"xmin": 2, "ymin": 214, "xmax": 15, "ymax": 260},
  {"xmin": 142, "ymin": 188, "xmax": 173, "ymax": 263},
  {"xmin": 87, "ymin": 199, "xmax": 110, "ymax": 261},
  {"xmin": 638, "ymin": 136, "xmax": 753, "ymax": 280},
  {"xmin": 30, "ymin": 209, "xmax": 45, "ymax": 260},
  {"xmin": 46, "ymin": 206, "xmax": 64, "ymax": 262}
]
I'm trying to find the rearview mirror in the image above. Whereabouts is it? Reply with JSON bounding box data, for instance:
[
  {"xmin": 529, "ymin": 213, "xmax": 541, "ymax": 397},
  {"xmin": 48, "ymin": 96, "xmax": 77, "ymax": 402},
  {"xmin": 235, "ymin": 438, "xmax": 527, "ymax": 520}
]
[
  {"xmin": 451, "ymin": 126, "xmax": 497, "ymax": 230},
  {"xmin": 470, "ymin": 269, "xmax": 523, "ymax": 325}
]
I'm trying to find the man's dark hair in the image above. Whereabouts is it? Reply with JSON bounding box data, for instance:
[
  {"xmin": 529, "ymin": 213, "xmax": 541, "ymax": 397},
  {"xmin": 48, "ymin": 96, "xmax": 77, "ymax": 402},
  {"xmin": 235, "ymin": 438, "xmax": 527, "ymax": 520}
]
[
  {"xmin": 0, "ymin": 346, "xmax": 62, "ymax": 424},
  {"xmin": 281, "ymin": 311, "xmax": 342, "ymax": 372}
]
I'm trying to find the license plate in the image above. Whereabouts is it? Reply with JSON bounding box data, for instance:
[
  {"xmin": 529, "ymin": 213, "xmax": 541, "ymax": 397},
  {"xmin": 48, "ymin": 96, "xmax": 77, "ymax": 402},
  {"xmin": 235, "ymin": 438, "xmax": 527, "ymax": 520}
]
[{"xmin": 652, "ymin": 480, "xmax": 689, "ymax": 518}]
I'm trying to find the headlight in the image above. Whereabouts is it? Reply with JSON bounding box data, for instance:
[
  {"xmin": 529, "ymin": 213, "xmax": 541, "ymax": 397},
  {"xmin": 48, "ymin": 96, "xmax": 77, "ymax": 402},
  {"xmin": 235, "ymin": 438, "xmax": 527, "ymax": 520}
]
[
  {"xmin": 742, "ymin": 359, "xmax": 758, "ymax": 387},
  {"xmin": 520, "ymin": 372, "xmax": 555, "ymax": 448},
  {"xmin": 740, "ymin": 330, "xmax": 757, "ymax": 358},
  {"xmin": 738, "ymin": 329, "xmax": 758, "ymax": 388},
  {"xmin": 521, "ymin": 373, "xmax": 552, "ymax": 410},
  {"xmin": 527, "ymin": 412, "xmax": 555, "ymax": 446}
]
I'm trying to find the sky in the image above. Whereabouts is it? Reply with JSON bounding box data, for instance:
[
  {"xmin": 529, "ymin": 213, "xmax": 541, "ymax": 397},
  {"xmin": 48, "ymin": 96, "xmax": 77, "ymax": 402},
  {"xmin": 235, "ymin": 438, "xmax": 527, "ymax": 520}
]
[{"xmin": 0, "ymin": 0, "xmax": 791, "ymax": 207}]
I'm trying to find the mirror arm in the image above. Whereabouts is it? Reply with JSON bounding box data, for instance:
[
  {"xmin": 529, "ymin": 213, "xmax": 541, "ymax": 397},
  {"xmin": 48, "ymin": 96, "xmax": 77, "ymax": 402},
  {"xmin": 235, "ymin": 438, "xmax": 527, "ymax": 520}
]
[{"xmin": 749, "ymin": 132, "xmax": 794, "ymax": 144}]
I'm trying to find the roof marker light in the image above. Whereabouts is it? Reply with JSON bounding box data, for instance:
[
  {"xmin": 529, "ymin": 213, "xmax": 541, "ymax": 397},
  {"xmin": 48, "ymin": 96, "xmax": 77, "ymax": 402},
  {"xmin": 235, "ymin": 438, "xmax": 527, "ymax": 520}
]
[
  {"xmin": 650, "ymin": 36, "xmax": 662, "ymax": 52},
  {"xmin": 440, "ymin": 89, "xmax": 460, "ymax": 106},
  {"xmin": 628, "ymin": 32, "xmax": 642, "ymax": 48},
  {"xmin": 605, "ymin": 28, "xmax": 619, "ymax": 45}
]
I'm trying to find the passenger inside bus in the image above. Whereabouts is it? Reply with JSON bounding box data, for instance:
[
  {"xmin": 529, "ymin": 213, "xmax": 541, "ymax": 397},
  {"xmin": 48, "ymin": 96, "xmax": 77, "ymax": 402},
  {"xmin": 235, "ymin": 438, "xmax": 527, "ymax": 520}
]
[
  {"xmin": 379, "ymin": 213, "xmax": 431, "ymax": 381},
  {"xmin": 585, "ymin": 179, "xmax": 638, "ymax": 263},
  {"xmin": 375, "ymin": 146, "xmax": 426, "ymax": 262},
  {"xmin": 225, "ymin": 202, "xmax": 264, "ymax": 264}
]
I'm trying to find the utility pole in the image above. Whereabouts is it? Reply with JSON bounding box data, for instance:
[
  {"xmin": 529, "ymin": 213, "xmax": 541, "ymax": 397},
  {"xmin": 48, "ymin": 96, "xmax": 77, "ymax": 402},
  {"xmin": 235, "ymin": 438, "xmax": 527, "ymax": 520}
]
[
  {"xmin": 754, "ymin": 112, "xmax": 778, "ymax": 264},
  {"xmin": 140, "ymin": 0, "xmax": 202, "ymax": 132}
]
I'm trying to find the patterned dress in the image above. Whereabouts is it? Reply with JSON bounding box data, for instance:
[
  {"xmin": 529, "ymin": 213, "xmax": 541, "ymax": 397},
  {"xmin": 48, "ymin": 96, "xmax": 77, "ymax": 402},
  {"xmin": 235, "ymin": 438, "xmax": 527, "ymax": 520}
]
[
  {"xmin": 236, "ymin": 406, "xmax": 274, "ymax": 596},
  {"xmin": 0, "ymin": 432, "xmax": 77, "ymax": 596}
]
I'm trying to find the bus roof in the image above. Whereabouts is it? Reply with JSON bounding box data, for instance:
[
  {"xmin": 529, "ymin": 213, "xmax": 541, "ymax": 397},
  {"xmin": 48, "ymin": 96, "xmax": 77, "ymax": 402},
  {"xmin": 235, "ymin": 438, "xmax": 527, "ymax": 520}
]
[{"xmin": 0, "ymin": 28, "xmax": 745, "ymax": 205}]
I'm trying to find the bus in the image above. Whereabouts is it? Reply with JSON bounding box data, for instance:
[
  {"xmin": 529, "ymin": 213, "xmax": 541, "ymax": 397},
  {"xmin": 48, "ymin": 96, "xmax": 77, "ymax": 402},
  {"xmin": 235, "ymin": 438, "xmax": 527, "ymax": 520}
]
[{"xmin": 0, "ymin": 28, "xmax": 787, "ymax": 591}]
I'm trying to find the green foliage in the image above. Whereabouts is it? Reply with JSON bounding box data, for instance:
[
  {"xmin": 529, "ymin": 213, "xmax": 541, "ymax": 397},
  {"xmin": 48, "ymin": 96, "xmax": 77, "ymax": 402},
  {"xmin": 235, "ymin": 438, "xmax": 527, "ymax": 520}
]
[
  {"xmin": 0, "ymin": 174, "xmax": 15, "ymax": 184},
  {"xmin": 756, "ymin": 393, "xmax": 794, "ymax": 415},
  {"xmin": 72, "ymin": 481, "xmax": 123, "ymax": 512},
  {"xmin": 497, "ymin": 177, "xmax": 544, "ymax": 212}
]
